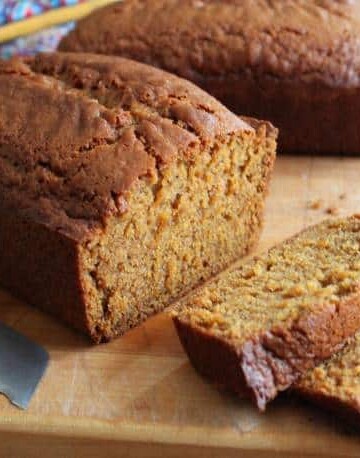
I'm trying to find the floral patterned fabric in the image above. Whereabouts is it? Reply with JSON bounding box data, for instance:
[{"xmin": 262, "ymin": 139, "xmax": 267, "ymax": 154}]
[
  {"xmin": 0, "ymin": 1, "xmax": 83, "ymax": 58},
  {"xmin": 0, "ymin": 0, "xmax": 81, "ymax": 25},
  {"xmin": 0, "ymin": 23, "xmax": 75, "ymax": 58}
]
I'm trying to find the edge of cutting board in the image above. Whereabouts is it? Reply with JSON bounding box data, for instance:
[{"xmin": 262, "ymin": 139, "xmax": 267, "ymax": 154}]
[{"xmin": 0, "ymin": 414, "xmax": 359, "ymax": 457}]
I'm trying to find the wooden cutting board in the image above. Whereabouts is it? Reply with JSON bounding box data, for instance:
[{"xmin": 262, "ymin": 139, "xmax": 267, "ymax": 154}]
[{"xmin": 1, "ymin": 155, "xmax": 360, "ymax": 458}]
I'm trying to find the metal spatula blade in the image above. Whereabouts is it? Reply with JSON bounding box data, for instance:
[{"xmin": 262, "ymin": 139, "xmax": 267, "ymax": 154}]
[{"xmin": 0, "ymin": 322, "xmax": 49, "ymax": 409}]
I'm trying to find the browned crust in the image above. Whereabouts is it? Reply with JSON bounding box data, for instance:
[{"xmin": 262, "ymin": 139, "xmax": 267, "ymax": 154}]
[
  {"xmin": 294, "ymin": 387, "xmax": 360, "ymax": 428},
  {"xmin": 240, "ymin": 115, "xmax": 278, "ymax": 141},
  {"xmin": 0, "ymin": 210, "xmax": 90, "ymax": 338},
  {"xmin": 59, "ymin": 0, "xmax": 360, "ymax": 88},
  {"xmin": 203, "ymin": 75, "xmax": 360, "ymax": 154},
  {"xmin": 173, "ymin": 287, "xmax": 360, "ymax": 411}
]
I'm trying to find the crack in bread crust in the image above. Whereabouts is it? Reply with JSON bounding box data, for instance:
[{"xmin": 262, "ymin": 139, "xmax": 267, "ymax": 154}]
[{"xmin": 0, "ymin": 52, "xmax": 254, "ymax": 239}]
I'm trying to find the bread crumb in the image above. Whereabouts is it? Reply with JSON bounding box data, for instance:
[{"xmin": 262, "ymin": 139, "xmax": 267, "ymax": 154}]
[
  {"xmin": 339, "ymin": 193, "xmax": 347, "ymax": 200},
  {"xmin": 326, "ymin": 207, "xmax": 339, "ymax": 216},
  {"xmin": 308, "ymin": 199, "xmax": 323, "ymax": 210}
]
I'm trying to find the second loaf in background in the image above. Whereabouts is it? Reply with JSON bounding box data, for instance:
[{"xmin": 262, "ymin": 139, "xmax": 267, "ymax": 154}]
[{"xmin": 59, "ymin": 0, "xmax": 360, "ymax": 154}]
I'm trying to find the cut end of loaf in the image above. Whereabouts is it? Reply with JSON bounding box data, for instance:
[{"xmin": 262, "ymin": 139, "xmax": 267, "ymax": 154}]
[{"xmin": 79, "ymin": 126, "xmax": 276, "ymax": 342}]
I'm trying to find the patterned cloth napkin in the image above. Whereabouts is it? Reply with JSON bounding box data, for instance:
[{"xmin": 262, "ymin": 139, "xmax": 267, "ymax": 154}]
[
  {"xmin": 0, "ymin": 23, "xmax": 75, "ymax": 58},
  {"xmin": 0, "ymin": 1, "xmax": 83, "ymax": 58},
  {"xmin": 0, "ymin": 1, "xmax": 81, "ymax": 25}
]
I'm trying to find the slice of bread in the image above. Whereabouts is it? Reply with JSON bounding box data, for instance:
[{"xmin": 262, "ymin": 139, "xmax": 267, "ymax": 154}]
[
  {"xmin": 296, "ymin": 333, "xmax": 360, "ymax": 421},
  {"xmin": 173, "ymin": 216, "xmax": 360, "ymax": 410}
]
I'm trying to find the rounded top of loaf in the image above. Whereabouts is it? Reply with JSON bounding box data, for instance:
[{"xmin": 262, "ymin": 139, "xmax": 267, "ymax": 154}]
[
  {"xmin": 0, "ymin": 52, "xmax": 260, "ymax": 239},
  {"xmin": 59, "ymin": 0, "xmax": 360, "ymax": 88}
]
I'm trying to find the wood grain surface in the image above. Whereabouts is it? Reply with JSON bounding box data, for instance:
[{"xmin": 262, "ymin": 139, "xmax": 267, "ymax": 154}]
[{"xmin": 1, "ymin": 156, "xmax": 360, "ymax": 457}]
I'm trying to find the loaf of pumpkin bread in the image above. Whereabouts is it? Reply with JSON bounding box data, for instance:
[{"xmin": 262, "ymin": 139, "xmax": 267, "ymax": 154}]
[
  {"xmin": 59, "ymin": 0, "xmax": 360, "ymax": 154},
  {"xmin": 0, "ymin": 52, "xmax": 276, "ymax": 342},
  {"xmin": 173, "ymin": 216, "xmax": 360, "ymax": 410}
]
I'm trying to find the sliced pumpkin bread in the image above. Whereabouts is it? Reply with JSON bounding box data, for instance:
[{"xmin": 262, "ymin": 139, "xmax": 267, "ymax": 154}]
[{"xmin": 173, "ymin": 216, "xmax": 360, "ymax": 410}]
